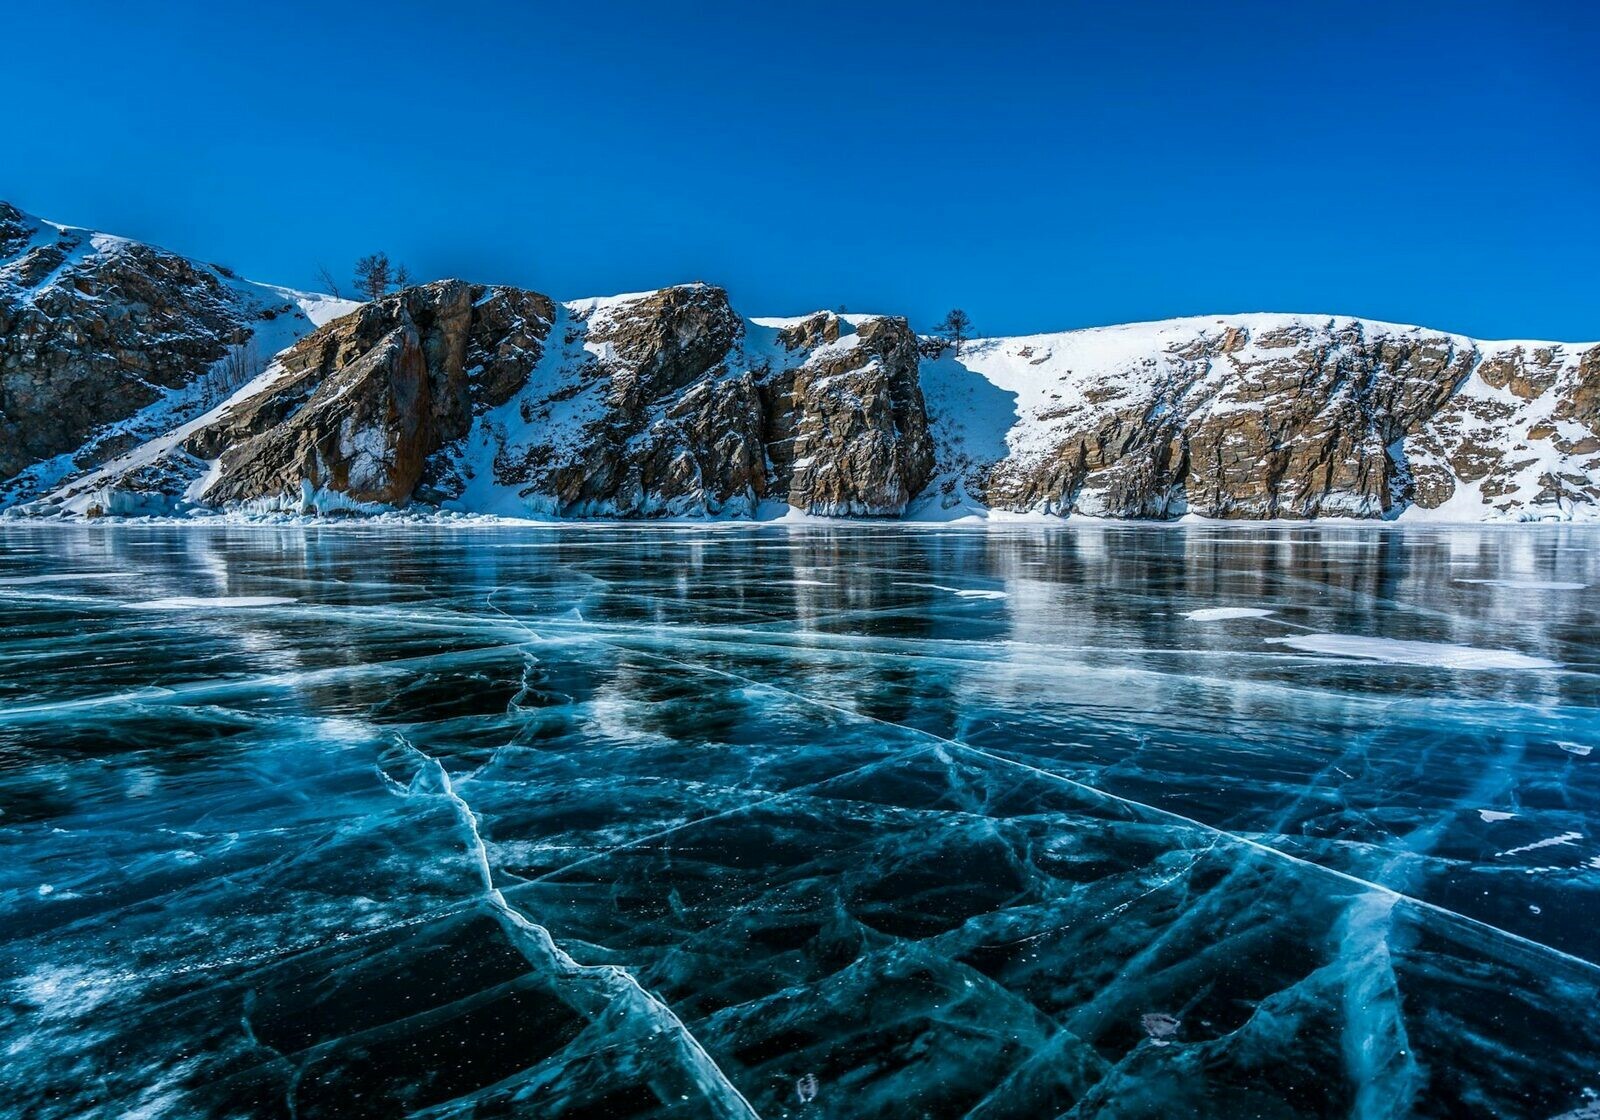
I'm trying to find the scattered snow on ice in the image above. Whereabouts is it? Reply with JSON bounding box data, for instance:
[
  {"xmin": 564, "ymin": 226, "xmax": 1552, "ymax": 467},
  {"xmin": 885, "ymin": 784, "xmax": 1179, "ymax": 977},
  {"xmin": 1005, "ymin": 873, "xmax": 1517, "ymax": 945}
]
[
  {"xmin": 1478, "ymin": 810, "xmax": 1517, "ymax": 823},
  {"xmin": 1495, "ymin": 832, "xmax": 1583, "ymax": 858},
  {"xmin": 1263, "ymin": 634, "xmax": 1557, "ymax": 670},
  {"xmin": 130, "ymin": 596, "xmax": 294, "ymax": 610},
  {"xmin": 1456, "ymin": 579, "xmax": 1587, "ymax": 591},
  {"xmin": 1141, "ymin": 1013, "xmax": 1180, "ymax": 1045},
  {"xmin": 0, "ymin": 573, "xmax": 119, "ymax": 585},
  {"xmin": 897, "ymin": 582, "xmax": 1008, "ymax": 600},
  {"xmin": 1183, "ymin": 607, "xmax": 1274, "ymax": 621}
]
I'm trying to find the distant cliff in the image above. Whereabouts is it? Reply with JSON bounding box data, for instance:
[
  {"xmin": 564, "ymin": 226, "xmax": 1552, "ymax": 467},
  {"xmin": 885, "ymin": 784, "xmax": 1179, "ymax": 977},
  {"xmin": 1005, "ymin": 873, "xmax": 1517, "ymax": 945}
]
[{"xmin": 3, "ymin": 203, "xmax": 1596, "ymax": 523}]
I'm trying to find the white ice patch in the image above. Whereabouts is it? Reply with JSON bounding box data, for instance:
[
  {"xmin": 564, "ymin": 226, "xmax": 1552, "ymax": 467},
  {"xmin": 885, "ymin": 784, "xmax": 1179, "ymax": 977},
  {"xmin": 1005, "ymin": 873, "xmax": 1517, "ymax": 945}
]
[
  {"xmin": 1184, "ymin": 607, "xmax": 1274, "ymax": 621},
  {"xmin": 1496, "ymin": 832, "xmax": 1583, "ymax": 858},
  {"xmin": 1478, "ymin": 810, "xmax": 1517, "ymax": 822},
  {"xmin": 1263, "ymin": 634, "xmax": 1557, "ymax": 671},
  {"xmin": 898, "ymin": 582, "xmax": 1008, "ymax": 600},
  {"xmin": 130, "ymin": 596, "xmax": 294, "ymax": 610},
  {"xmin": 1557, "ymin": 742, "xmax": 1594, "ymax": 757},
  {"xmin": 0, "ymin": 573, "xmax": 120, "ymax": 585},
  {"xmin": 1456, "ymin": 578, "xmax": 1588, "ymax": 591}
]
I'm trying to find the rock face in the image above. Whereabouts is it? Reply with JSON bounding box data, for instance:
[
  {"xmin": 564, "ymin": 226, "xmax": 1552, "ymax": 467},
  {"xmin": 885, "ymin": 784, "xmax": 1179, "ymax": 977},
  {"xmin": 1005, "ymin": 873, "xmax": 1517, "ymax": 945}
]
[
  {"xmin": 921, "ymin": 315, "xmax": 1600, "ymax": 522},
  {"xmin": 763, "ymin": 313, "xmax": 934, "ymax": 516},
  {"xmin": 435, "ymin": 290, "xmax": 933, "ymax": 518},
  {"xmin": 4, "ymin": 203, "xmax": 1597, "ymax": 522},
  {"xmin": 19, "ymin": 279, "xmax": 935, "ymax": 520},
  {"xmin": 195, "ymin": 281, "xmax": 554, "ymax": 507},
  {"xmin": 0, "ymin": 204, "xmax": 346, "ymax": 501}
]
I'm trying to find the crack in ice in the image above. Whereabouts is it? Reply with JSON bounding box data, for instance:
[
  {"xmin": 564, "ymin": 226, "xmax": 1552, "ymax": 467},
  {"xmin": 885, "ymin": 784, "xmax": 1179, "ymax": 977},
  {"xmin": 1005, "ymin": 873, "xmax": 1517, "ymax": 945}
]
[
  {"xmin": 576, "ymin": 627, "xmax": 1600, "ymax": 981},
  {"xmin": 401, "ymin": 737, "xmax": 762, "ymax": 1120}
]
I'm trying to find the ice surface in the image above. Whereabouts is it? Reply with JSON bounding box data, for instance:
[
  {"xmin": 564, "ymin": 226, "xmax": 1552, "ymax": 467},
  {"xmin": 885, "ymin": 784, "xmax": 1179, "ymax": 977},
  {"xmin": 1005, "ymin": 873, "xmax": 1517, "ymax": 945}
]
[{"xmin": 2, "ymin": 522, "xmax": 1600, "ymax": 1119}]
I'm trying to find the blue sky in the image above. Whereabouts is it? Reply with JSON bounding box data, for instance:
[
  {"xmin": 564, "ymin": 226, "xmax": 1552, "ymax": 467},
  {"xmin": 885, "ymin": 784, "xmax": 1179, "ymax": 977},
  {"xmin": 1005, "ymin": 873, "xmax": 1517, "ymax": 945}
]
[{"xmin": 8, "ymin": 1, "xmax": 1596, "ymax": 339}]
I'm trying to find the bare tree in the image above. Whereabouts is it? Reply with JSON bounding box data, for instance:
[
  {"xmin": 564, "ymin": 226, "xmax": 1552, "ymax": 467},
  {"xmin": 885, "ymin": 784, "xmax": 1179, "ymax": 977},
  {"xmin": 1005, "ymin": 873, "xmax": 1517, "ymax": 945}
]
[
  {"xmin": 353, "ymin": 252, "xmax": 392, "ymax": 301},
  {"xmin": 314, "ymin": 263, "xmax": 343, "ymax": 299},
  {"xmin": 393, "ymin": 264, "xmax": 412, "ymax": 291},
  {"xmin": 937, "ymin": 308, "xmax": 973, "ymax": 356}
]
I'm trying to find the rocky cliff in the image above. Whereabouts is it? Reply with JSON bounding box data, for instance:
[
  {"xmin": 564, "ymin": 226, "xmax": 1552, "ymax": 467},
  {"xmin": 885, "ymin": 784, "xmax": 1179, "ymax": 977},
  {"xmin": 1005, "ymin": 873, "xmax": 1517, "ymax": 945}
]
[
  {"xmin": 0, "ymin": 204, "xmax": 355, "ymax": 508},
  {"xmin": 425, "ymin": 288, "xmax": 932, "ymax": 518},
  {"xmin": 2, "ymin": 205, "xmax": 1596, "ymax": 523},
  {"xmin": 918, "ymin": 315, "xmax": 1600, "ymax": 522}
]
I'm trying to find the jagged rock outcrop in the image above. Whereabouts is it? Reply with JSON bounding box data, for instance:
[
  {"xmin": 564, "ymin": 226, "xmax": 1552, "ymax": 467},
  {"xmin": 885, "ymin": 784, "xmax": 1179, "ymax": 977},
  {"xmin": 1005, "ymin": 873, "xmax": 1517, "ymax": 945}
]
[
  {"xmin": 925, "ymin": 315, "xmax": 1600, "ymax": 522},
  {"xmin": 0, "ymin": 204, "xmax": 340, "ymax": 497},
  {"xmin": 436, "ymin": 291, "xmax": 933, "ymax": 518},
  {"xmin": 462, "ymin": 284, "xmax": 766, "ymax": 516},
  {"xmin": 13, "ymin": 269, "xmax": 936, "ymax": 519},
  {"xmin": 1403, "ymin": 343, "xmax": 1600, "ymax": 515},
  {"xmin": 196, "ymin": 281, "xmax": 554, "ymax": 506},
  {"xmin": 764, "ymin": 313, "xmax": 934, "ymax": 516}
]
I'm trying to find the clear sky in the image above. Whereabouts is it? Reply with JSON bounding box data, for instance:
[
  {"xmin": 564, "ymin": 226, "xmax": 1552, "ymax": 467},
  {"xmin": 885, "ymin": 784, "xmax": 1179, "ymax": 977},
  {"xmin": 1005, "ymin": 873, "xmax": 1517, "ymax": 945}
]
[{"xmin": 7, "ymin": 1, "xmax": 1597, "ymax": 340}]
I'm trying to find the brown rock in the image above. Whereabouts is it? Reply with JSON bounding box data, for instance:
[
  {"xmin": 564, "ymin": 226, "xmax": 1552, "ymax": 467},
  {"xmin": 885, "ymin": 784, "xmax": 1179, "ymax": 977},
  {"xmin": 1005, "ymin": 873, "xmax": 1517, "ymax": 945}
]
[
  {"xmin": 197, "ymin": 280, "xmax": 553, "ymax": 506},
  {"xmin": 0, "ymin": 204, "xmax": 270, "ymax": 481},
  {"xmin": 765, "ymin": 316, "xmax": 935, "ymax": 516}
]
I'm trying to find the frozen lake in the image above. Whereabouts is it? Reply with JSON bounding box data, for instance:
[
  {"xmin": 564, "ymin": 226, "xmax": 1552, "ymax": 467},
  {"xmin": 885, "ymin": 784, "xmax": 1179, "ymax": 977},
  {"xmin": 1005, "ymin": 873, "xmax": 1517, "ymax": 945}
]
[{"xmin": 3, "ymin": 523, "xmax": 1599, "ymax": 1118}]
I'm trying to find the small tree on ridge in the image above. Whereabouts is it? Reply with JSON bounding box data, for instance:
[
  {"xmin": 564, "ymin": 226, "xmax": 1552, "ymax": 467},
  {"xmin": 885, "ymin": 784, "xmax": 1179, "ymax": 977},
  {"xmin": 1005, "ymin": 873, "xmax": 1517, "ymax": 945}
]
[
  {"xmin": 353, "ymin": 252, "xmax": 393, "ymax": 301},
  {"xmin": 938, "ymin": 308, "xmax": 973, "ymax": 357}
]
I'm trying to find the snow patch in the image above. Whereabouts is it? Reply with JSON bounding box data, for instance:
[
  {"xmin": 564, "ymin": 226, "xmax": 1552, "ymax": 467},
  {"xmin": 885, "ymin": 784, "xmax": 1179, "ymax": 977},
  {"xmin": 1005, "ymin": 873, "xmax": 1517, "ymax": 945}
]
[
  {"xmin": 1263, "ymin": 634, "xmax": 1557, "ymax": 670},
  {"xmin": 1184, "ymin": 607, "xmax": 1275, "ymax": 621},
  {"xmin": 1495, "ymin": 832, "xmax": 1583, "ymax": 858},
  {"xmin": 1455, "ymin": 578, "xmax": 1587, "ymax": 591},
  {"xmin": 897, "ymin": 582, "xmax": 1008, "ymax": 600},
  {"xmin": 130, "ymin": 596, "xmax": 294, "ymax": 610}
]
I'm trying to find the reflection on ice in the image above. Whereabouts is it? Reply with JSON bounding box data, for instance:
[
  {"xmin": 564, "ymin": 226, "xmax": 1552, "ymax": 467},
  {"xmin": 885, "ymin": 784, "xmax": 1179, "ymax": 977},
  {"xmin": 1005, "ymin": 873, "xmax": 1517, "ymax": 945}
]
[{"xmin": 2, "ymin": 521, "xmax": 1599, "ymax": 1119}]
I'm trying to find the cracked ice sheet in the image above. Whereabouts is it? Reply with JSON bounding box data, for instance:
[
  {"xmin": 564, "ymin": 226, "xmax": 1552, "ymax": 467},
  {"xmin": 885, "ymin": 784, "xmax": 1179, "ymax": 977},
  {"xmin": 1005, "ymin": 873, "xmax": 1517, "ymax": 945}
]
[
  {"xmin": 3, "ymin": 521, "xmax": 1600, "ymax": 1118},
  {"xmin": 504, "ymin": 747, "xmax": 1600, "ymax": 1120}
]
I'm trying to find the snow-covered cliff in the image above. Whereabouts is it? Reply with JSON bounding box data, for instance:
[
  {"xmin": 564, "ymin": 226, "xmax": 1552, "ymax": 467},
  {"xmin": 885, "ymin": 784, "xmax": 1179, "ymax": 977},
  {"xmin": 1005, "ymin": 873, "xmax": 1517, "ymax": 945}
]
[{"xmin": 3, "ymin": 205, "xmax": 1596, "ymax": 523}]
